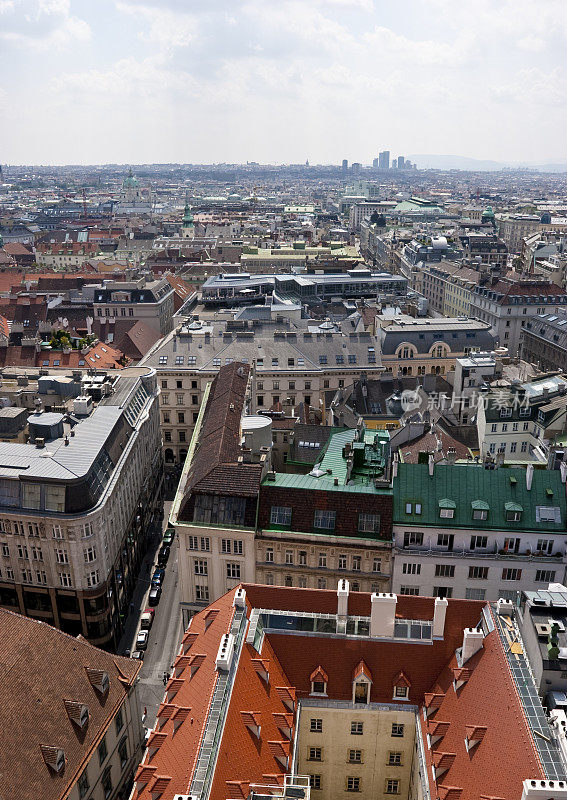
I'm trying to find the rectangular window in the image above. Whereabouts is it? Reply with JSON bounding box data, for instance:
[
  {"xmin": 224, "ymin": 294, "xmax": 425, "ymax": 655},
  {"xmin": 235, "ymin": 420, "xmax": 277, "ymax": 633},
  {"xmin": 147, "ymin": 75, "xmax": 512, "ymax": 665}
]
[
  {"xmin": 221, "ymin": 539, "xmax": 231, "ymax": 554},
  {"xmin": 358, "ymin": 513, "xmax": 380, "ymax": 533},
  {"xmin": 299, "ymin": 550, "xmax": 307, "ymax": 566},
  {"xmin": 285, "ymin": 549, "xmax": 293, "ymax": 565},
  {"xmin": 194, "ymin": 560, "xmax": 208, "ymax": 575},
  {"xmin": 59, "ymin": 572, "xmax": 72, "ymax": 587},
  {"xmin": 388, "ymin": 752, "xmax": 402, "ymax": 765},
  {"xmin": 473, "ymin": 509, "xmax": 488, "ymax": 520},
  {"xmin": 308, "ymin": 747, "xmax": 322, "ymax": 761},
  {"xmin": 465, "ymin": 587, "xmax": 486, "ymax": 600},
  {"xmin": 314, "ymin": 510, "xmax": 336, "ymax": 530},
  {"xmin": 434, "ymin": 586, "xmax": 453, "ymax": 598},
  {"xmin": 399, "ymin": 586, "xmax": 419, "ymax": 595},
  {"xmin": 386, "ymin": 779, "xmax": 400, "ymax": 795},
  {"xmin": 200, "ymin": 537, "xmax": 210, "ymax": 551},
  {"xmin": 391, "ymin": 723, "xmax": 404, "ymax": 737},
  {"xmin": 22, "ymin": 483, "xmax": 41, "ymax": 510},
  {"xmin": 435, "ymin": 564, "xmax": 455, "ymax": 577},
  {"xmin": 78, "ymin": 773, "xmax": 90, "ymax": 799},
  {"xmin": 470, "ymin": 535, "xmax": 488, "ymax": 550},
  {"xmin": 196, "ymin": 585, "xmax": 209, "ymax": 601},
  {"xmin": 98, "ymin": 736, "xmax": 108, "ymax": 766},
  {"xmin": 266, "ymin": 547, "xmax": 274, "ymax": 563},
  {"xmin": 309, "ymin": 775, "xmax": 321, "ymax": 790},
  {"xmin": 310, "ymin": 718, "xmax": 323, "ymax": 733},
  {"xmin": 403, "ymin": 532, "xmax": 423, "ymax": 547},
  {"xmin": 468, "ymin": 566, "xmax": 488, "ymax": 580},
  {"xmin": 352, "ymin": 556, "xmax": 361, "ymax": 571},
  {"xmin": 338, "ymin": 554, "xmax": 347, "ymax": 570},
  {"xmin": 536, "ymin": 570, "xmax": 556, "ymax": 583},
  {"xmin": 502, "ymin": 568, "xmax": 522, "ymax": 581},
  {"xmin": 227, "ymin": 562, "xmax": 241, "ymax": 579},
  {"xmin": 115, "ymin": 708, "xmax": 124, "ymax": 735},
  {"xmin": 45, "ymin": 485, "xmax": 65, "ymax": 512},
  {"xmin": 318, "ymin": 552, "xmax": 327, "ymax": 568},
  {"xmin": 402, "ymin": 563, "xmax": 420, "ymax": 575},
  {"xmin": 55, "ymin": 549, "xmax": 69, "ymax": 564},
  {"xmin": 188, "ymin": 536, "xmax": 199, "ymax": 550},
  {"xmin": 351, "ymin": 721, "xmax": 363, "ymax": 735},
  {"xmin": 372, "ymin": 558, "xmax": 382, "ymax": 573},
  {"xmin": 349, "ymin": 749, "xmax": 362, "ymax": 763},
  {"xmin": 270, "ymin": 506, "xmax": 292, "ymax": 526},
  {"xmin": 439, "ymin": 508, "xmax": 454, "ymax": 519},
  {"xmin": 347, "ymin": 777, "xmax": 361, "ymax": 792}
]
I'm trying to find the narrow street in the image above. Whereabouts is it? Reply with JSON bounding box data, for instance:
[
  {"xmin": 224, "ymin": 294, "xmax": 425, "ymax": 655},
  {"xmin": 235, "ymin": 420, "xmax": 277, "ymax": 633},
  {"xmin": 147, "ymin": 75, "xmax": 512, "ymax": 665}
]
[{"xmin": 118, "ymin": 500, "xmax": 183, "ymax": 730}]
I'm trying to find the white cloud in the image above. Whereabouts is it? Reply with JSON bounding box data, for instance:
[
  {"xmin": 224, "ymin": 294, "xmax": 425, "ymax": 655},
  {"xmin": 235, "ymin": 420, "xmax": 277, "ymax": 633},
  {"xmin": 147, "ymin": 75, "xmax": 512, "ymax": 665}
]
[{"xmin": 0, "ymin": 0, "xmax": 90, "ymax": 49}]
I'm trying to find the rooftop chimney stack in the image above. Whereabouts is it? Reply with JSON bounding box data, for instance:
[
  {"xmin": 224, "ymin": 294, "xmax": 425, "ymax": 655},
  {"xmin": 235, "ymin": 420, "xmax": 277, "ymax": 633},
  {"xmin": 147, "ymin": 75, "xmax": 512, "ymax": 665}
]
[
  {"xmin": 370, "ymin": 593, "xmax": 397, "ymax": 638},
  {"xmin": 428, "ymin": 453, "xmax": 435, "ymax": 477},
  {"xmin": 433, "ymin": 597, "xmax": 448, "ymax": 637},
  {"xmin": 526, "ymin": 462, "xmax": 534, "ymax": 491},
  {"xmin": 521, "ymin": 779, "xmax": 567, "ymax": 800},
  {"xmin": 462, "ymin": 627, "xmax": 484, "ymax": 664},
  {"xmin": 560, "ymin": 462, "xmax": 567, "ymax": 484},
  {"xmin": 392, "ymin": 452, "xmax": 399, "ymax": 479},
  {"xmin": 337, "ymin": 579, "xmax": 350, "ymax": 618}
]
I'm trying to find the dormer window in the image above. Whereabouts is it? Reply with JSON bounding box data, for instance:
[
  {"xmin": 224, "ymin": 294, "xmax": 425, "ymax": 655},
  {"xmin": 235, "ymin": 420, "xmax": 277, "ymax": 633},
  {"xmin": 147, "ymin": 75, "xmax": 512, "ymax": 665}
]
[
  {"xmin": 392, "ymin": 671, "xmax": 411, "ymax": 701},
  {"xmin": 352, "ymin": 661, "xmax": 372, "ymax": 705},
  {"xmin": 471, "ymin": 500, "xmax": 489, "ymax": 521},
  {"xmin": 310, "ymin": 666, "xmax": 328, "ymax": 696},
  {"xmin": 439, "ymin": 499, "xmax": 456, "ymax": 519},
  {"xmin": 505, "ymin": 502, "xmax": 523, "ymax": 522}
]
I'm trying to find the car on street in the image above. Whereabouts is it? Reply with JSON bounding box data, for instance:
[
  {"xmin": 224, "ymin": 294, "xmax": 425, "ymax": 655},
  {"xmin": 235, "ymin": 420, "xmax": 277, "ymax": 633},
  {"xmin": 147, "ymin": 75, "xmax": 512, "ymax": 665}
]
[
  {"xmin": 140, "ymin": 609, "xmax": 155, "ymax": 629},
  {"xmin": 136, "ymin": 630, "xmax": 149, "ymax": 650},
  {"xmin": 158, "ymin": 546, "xmax": 170, "ymax": 567},
  {"xmin": 163, "ymin": 529, "xmax": 175, "ymax": 546},
  {"xmin": 131, "ymin": 650, "xmax": 145, "ymax": 660},
  {"xmin": 151, "ymin": 568, "xmax": 165, "ymax": 587},
  {"xmin": 148, "ymin": 586, "xmax": 162, "ymax": 606}
]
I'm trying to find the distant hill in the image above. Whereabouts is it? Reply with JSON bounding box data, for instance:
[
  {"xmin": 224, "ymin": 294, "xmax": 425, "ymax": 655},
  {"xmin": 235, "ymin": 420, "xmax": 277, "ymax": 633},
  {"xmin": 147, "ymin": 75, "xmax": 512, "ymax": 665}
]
[{"xmin": 409, "ymin": 154, "xmax": 567, "ymax": 172}]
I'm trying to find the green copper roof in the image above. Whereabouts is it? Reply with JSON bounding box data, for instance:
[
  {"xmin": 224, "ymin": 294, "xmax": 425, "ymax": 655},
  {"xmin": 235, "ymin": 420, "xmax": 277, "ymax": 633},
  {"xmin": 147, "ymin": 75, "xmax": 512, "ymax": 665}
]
[
  {"xmin": 394, "ymin": 463, "xmax": 566, "ymax": 531},
  {"xmin": 183, "ymin": 203, "xmax": 194, "ymax": 226}
]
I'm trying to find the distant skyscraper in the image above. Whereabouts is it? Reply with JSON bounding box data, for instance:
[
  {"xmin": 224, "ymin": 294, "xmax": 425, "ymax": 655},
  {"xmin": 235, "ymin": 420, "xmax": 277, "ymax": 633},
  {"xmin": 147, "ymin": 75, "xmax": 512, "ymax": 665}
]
[
  {"xmin": 391, "ymin": 158, "xmax": 398, "ymax": 169},
  {"xmin": 351, "ymin": 162, "xmax": 362, "ymax": 175},
  {"xmin": 397, "ymin": 155, "xmax": 405, "ymax": 169},
  {"xmin": 342, "ymin": 159, "xmax": 348, "ymax": 171},
  {"xmin": 372, "ymin": 157, "xmax": 379, "ymax": 168},
  {"xmin": 378, "ymin": 150, "xmax": 390, "ymax": 169}
]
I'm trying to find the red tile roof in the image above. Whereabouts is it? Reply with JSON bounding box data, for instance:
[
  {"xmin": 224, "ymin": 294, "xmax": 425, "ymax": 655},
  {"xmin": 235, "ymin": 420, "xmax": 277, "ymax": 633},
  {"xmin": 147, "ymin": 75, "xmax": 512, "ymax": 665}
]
[{"xmin": 134, "ymin": 585, "xmax": 549, "ymax": 800}]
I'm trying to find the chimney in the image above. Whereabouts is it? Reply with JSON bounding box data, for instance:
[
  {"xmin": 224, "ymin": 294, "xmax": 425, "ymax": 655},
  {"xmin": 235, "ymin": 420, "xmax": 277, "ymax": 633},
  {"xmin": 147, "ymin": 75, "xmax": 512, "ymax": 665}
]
[
  {"xmin": 370, "ymin": 593, "xmax": 397, "ymax": 638},
  {"xmin": 521, "ymin": 780, "xmax": 567, "ymax": 800},
  {"xmin": 496, "ymin": 597, "xmax": 514, "ymax": 616},
  {"xmin": 447, "ymin": 447, "xmax": 456, "ymax": 465},
  {"xmin": 337, "ymin": 579, "xmax": 349, "ymax": 618},
  {"xmin": 526, "ymin": 462, "xmax": 534, "ymax": 491},
  {"xmin": 428, "ymin": 453, "xmax": 435, "ymax": 477},
  {"xmin": 392, "ymin": 452, "xmax": 399, "ymax": 479},
  {"xmin": 560, "ymin": 461, "xmax": 567, "ymax": 484},
  {"xmin": 462, "ymin": 627, "xmax": 484, "ymax": 663},
  {"xmin": 433, "ymin": 597, "xmax": 448, "ymax": 637}
]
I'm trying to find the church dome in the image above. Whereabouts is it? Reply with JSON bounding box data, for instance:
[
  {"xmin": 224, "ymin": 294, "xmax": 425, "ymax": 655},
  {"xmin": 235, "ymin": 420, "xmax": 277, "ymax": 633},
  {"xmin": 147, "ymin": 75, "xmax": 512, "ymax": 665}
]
[{"xmin": 540, "ymin": 211, "xmax": 552, "ymax": 225}]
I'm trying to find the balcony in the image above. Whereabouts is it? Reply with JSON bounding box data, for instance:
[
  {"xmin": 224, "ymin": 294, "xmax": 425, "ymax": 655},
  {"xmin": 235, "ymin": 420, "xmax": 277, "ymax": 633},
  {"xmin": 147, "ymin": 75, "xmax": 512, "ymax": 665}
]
[{"xmin": 398, "ymin": 545, "xmax": 566, "ymax": 563}]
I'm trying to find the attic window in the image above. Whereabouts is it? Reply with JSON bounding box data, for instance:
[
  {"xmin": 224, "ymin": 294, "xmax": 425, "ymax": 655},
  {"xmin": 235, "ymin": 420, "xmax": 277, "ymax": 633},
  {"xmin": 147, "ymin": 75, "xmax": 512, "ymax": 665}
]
[
  {"xmin": 310, "ymin": 666, "xmax": 328, "ymax": 696},
  {"xmin": 439, "ymin": 499, "xmax": 456, "ymax": 519},
  {"xmin": 505, "ymin": 502, "xmax": 523, "ymax": 522},
  {"xmin": 536, "ymin": 506, "xmax": 561, "ymax": 523},
  {"xmin": 393, "ymin": 671, "xmax": 411, "ymax": 701},
  {"xmin": 471, "ymin": 500, "xmax": 489, "ymax": 521}
]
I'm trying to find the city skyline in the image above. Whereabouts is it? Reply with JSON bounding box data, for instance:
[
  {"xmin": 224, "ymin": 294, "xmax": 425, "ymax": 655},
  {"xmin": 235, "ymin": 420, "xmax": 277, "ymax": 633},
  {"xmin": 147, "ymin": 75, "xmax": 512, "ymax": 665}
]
[{"xmin": 2, "ymin": 0, "xmax": 566, "ymax": 166}]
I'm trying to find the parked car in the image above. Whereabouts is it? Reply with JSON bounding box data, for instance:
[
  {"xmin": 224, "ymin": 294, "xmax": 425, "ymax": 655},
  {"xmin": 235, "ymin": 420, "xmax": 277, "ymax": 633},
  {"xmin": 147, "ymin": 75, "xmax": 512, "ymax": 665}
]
[
  {"xmin": 163, "ymin": 529, "xmax": 175, "ymax": 546},
  {"xmin": 158, "ymin": 546, "xmax": 170, "ymax": 567},
  {"xmin": 151, "ymin": 568, "xmax": 165, "ymax": 587},
  {"xmin": 148, "ymin": 586, "xmax": 162, "ymax": 606},
  {"xmin": 140, "ymin": 609, "xmax": 155, "ymax": 630},
  {"xmin": 136, "ymin": 630, "xmax": 149, "ymax": 650},
  {"xmin": 131, "ymin": 650, "xmax": 145, "ymax": 660}
]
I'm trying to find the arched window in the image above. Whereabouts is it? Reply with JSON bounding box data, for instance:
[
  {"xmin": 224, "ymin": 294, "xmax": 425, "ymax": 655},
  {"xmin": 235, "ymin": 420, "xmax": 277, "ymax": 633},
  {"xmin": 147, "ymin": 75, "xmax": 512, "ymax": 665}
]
[{"xmin": 164, "ymin": 448, "xmax": 174, "ymax": 464}]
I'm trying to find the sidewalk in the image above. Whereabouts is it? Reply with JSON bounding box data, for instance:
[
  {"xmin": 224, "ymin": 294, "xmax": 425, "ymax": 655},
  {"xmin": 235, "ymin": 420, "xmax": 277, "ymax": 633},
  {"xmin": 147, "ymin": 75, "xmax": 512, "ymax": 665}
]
[{"xmin": 117, "ymin": 531, "xmax": 163, "ymax": 655}]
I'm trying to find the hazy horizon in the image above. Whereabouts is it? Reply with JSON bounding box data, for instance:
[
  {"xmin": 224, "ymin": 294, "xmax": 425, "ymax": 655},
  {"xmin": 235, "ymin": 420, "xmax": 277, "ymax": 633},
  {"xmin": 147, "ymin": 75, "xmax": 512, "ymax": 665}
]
[{"xmin": 2, "ymin": 0, "xmax": 566, "ymax": 166}]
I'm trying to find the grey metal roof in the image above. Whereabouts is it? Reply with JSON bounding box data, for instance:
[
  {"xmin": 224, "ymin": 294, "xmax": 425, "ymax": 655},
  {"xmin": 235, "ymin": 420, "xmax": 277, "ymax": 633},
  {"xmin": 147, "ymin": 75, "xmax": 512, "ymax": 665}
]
[{"xmin": 0, "ymin": 407, "xmax": 122, "ymax": 481}]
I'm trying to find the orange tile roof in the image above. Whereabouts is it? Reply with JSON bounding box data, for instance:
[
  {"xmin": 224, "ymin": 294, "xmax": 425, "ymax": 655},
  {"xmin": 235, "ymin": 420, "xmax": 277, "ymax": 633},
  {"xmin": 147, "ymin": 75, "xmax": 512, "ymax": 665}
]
[{"xmin": 134, "ymin": 585, "xmax": 551, "ymax": 800}]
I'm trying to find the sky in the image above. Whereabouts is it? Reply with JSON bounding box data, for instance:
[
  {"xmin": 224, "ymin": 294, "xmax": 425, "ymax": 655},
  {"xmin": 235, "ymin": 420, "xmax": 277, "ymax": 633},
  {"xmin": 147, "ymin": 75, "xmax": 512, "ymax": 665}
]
[{"xmin": 1, "ymin": 0, "xmax": 566, "ymax": 166}]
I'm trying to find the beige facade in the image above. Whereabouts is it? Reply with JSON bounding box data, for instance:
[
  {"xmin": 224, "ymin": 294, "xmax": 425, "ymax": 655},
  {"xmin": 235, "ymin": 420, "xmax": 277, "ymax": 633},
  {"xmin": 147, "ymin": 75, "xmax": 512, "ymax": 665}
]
[
  {"xmin": 70, "ymin": 690, "xmax": 144, "ymax": 800},
  {"xmin": 296, "ymin": 702, "xmax": 417, "ymax": 800}
]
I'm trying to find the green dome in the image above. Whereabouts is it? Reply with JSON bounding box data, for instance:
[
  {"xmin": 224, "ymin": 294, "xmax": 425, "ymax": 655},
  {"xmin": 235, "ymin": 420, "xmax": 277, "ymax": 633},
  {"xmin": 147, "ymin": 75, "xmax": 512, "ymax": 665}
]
[
  {"xmin": 122, "ymin": 168, "xmax": 139, "ymax": 190},
  {"xmin": 482, "ymin": 206, "xmax": 495, "ymax": 218}
]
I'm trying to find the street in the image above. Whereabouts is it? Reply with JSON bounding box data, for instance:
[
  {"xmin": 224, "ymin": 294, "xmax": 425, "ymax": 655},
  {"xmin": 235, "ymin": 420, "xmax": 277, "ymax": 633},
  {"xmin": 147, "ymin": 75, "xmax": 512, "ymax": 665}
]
[{"xmin": 118, "ymin": 500, "xmax": 183, "ymax": 729}]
